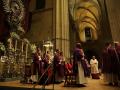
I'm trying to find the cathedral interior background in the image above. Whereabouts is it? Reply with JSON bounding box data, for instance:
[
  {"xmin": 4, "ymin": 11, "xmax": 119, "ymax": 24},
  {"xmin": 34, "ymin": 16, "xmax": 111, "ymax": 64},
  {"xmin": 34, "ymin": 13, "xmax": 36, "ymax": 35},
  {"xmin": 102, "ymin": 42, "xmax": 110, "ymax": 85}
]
[{"xmin": 0, "ymin": 0, "xmax": 120, "ymax": 90}]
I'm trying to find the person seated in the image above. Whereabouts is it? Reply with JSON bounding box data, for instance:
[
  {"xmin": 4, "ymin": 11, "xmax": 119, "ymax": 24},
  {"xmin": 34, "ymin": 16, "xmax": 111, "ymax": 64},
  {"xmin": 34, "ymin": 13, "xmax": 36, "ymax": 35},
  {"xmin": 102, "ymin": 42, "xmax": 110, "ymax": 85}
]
[{"xmin": 65, "ymin": 63, "xmax": 73, "ymax": 74}]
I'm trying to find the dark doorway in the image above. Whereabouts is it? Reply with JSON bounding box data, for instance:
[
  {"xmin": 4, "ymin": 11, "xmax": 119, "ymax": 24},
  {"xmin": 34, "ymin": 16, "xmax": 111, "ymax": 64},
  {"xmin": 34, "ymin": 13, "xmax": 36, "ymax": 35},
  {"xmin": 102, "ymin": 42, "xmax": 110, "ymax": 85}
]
[{"xmin": 85, "ymin": 27, "xmax": 92, "ymax": 41}]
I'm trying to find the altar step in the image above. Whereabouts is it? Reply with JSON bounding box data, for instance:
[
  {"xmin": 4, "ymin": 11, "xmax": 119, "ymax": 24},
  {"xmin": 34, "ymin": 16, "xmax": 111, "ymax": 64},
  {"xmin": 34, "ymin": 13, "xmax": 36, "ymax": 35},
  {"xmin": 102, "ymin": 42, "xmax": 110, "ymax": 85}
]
[{"xmin": 0, "ymin": 86, "xmax": 53, "ymax": 90}]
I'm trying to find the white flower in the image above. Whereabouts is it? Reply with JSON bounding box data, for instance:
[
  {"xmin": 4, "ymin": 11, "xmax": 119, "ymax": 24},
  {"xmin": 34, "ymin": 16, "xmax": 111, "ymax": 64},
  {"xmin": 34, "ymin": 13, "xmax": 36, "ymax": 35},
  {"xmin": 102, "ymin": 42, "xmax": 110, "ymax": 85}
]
[
  {"xmin": 30, "ymin": 44, "xmax": 36, "ymax": 53},
  {"xmin": 0, "ymin": 42, "xmax": 6, "ymax": 51}
]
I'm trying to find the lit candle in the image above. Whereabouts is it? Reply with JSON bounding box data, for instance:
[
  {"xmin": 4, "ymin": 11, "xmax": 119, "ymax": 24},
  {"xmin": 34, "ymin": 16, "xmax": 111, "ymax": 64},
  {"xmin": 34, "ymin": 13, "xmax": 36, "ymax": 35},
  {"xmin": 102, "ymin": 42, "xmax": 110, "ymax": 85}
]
[
  {"xmin": 10, "ymin": 39, "xmax": 12, "ymax": 49},
  {"xmin": 8, "ymin": 38, "xmax": 12, "ymax": 49},
  {"xmin": 22, "ymin": 41, "xmax": 24, "ymax": 53},
  {"xmin": 25, "ymin": 43, "xmax": 28, "ymax": 62},
  {"xmin": 15, "ymin": 40, "xmax": 17, "ymax": 51}
]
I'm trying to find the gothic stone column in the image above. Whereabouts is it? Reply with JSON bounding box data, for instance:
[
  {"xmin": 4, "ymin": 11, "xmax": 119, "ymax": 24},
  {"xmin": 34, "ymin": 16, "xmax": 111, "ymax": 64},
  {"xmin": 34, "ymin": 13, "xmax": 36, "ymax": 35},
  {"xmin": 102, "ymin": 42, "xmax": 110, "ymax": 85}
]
[{"xmin": 55, "ymin": 0, "xmax": 70, "ymax": 58}]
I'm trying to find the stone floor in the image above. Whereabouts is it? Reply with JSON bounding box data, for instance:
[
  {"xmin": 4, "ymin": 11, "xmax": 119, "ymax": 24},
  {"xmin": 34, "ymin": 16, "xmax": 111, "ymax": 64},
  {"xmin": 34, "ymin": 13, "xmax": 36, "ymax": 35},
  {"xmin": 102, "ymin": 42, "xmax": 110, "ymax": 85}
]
[{"xmin": 0, "ymin": 77, "xmax": 119, "ymax": 90}]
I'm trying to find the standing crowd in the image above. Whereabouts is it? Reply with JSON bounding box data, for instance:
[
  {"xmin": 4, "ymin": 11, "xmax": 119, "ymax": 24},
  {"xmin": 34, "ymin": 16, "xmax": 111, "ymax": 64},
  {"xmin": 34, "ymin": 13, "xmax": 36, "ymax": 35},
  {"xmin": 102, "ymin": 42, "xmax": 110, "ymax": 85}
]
[
  {"xmin": 25, "ymin": 42, "xmax": 120, "ymax": 87},
  {"xmin": 30, "ymin": 47, "xmax": 65, "ymax": 84},
  {"xmin": 102, "ymin": 42, "xmax": 120, "ymax": 86}
]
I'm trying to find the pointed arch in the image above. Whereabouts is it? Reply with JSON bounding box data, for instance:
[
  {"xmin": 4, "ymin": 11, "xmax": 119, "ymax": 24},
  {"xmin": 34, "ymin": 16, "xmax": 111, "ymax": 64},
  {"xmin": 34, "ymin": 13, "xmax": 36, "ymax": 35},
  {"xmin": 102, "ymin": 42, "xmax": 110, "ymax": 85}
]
[{"xmin": 77, "ymin": 6, "xmax": 99, "ymax": 23}]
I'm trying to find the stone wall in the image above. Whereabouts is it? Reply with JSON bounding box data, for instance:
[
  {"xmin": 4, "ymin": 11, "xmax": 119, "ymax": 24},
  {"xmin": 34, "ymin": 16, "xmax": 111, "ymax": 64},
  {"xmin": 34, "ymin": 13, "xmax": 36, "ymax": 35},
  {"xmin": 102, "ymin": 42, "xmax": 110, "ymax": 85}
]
[
  {"xmin": 26, "ymin": 9, "xmax": 53, "ymax": 43},
  {"xmin": 105, "ymin": 0, "xmax": 120, "ymax": 42}
]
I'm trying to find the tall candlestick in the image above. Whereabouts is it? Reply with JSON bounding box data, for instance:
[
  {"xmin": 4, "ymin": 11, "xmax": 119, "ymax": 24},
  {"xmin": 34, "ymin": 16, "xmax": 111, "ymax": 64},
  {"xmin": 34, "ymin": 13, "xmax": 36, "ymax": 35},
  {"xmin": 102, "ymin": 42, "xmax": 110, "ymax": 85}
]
[
  {"xmin": 8, "ymin": 38, "xmax": 12, "ymax": 49},
  {"xmin": 25, "ymin": 43, "xmax": 28, "ymax": 62},
  {"xmin": 10, "ymin": 40, "xmax": 12, "ymax": 49},
  {"xmin": 15, "ymin": 40, "xmax": 17, "ymax": 51},
  {"xmin": 22, "ymin": 41, "xmax": 24, "ymax": 53}
]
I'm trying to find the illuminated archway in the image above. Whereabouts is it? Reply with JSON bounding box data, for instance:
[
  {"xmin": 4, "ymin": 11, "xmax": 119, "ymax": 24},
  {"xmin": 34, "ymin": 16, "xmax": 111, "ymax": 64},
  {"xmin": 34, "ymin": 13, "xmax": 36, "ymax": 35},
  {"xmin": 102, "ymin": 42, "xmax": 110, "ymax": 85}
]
[{"xmin": 70, "ymin": 0, "xmax": 101, "ymax": 42}]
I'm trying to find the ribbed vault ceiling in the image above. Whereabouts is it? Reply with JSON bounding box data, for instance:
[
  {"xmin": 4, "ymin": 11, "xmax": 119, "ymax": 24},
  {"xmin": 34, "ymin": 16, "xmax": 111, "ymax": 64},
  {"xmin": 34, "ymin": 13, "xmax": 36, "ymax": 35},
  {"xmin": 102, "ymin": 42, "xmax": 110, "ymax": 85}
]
[
  {"xmin": 74, "ymin": 0, "xmax": 101, "ymax": 30},
  {"xmin": 70, "ymin": 0, "xmax": 101, "ymax": 42}
]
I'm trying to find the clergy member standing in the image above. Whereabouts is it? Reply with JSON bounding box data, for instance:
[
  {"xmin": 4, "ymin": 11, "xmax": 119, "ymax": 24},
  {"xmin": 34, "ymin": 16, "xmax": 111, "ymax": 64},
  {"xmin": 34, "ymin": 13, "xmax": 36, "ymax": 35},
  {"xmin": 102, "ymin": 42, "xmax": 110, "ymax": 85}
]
[
  {"xmin": 73, "ymin": 43, "xmax": 87, "ymax": 86},
  {"xmin": 90, "ymin": 56, "xmax": 100, "ymax": 79}
]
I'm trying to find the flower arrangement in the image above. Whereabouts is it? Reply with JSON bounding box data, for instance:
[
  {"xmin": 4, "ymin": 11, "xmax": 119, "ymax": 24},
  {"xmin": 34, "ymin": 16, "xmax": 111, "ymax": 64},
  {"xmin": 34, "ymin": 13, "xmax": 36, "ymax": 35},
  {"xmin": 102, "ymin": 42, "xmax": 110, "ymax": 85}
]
[
  {"xmin": 30, "ymin": 44, "xmax": 36, "ymax": 53},
  {"xmin": 10, "ymin": 32, "xmax": 20, "ymax": 39},
  {"xmin": 0, "ymin": 42, "xmax": 6, "ymax": 52},
  {"xmin": 23, "ymin": 38, "xmax": 30, "ymax": 44}
]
